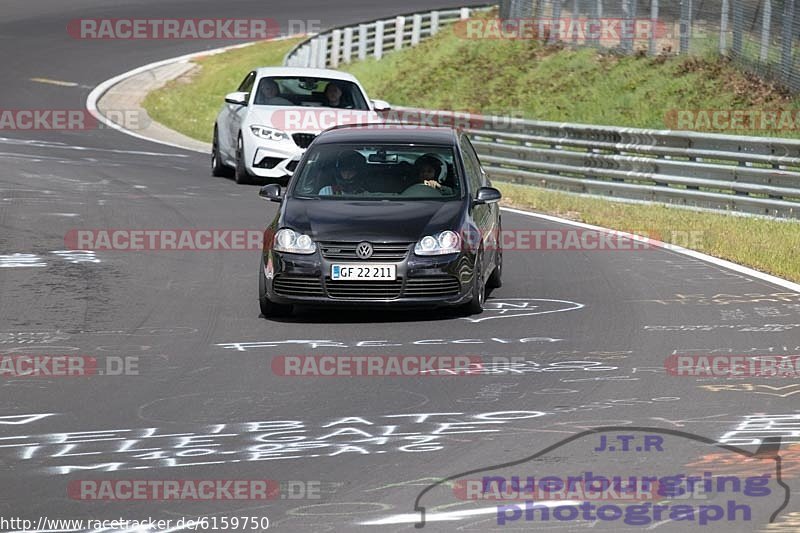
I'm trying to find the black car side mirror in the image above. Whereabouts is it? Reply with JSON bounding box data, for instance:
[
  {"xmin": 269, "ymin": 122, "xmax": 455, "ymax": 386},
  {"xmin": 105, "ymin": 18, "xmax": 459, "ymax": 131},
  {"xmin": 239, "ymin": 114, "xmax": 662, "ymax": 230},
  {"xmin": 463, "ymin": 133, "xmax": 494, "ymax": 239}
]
[
  {"xmin": 259, "ymin": 184, "xmax": 283, "ymax": 203},
  {"xmin": 474, "ymin": 186, "xmax": 502, "ymax": 205}
]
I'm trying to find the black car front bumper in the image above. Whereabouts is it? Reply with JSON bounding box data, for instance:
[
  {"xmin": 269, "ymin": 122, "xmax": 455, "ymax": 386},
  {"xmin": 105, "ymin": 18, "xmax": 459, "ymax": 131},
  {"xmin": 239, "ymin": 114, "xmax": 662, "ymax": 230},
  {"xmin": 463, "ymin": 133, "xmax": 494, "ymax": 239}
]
[{"xmin": 263, "ymin": 247, "xmax": 476, "ymax": 308}]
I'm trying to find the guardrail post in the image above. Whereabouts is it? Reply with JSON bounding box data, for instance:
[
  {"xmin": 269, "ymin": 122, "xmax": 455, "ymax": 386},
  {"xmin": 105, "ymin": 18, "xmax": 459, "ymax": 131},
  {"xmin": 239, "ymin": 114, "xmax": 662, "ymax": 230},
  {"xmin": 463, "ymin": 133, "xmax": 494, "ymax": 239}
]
[
  {"xmin": 719, "ymin": 0, "xmax": 729, "ymax": 54},
  {"xmin": 309, "ymin": 38, "xmax": 321, "ymax": 68},
  {"xmin": 550, "ymin": 0, "xmax": 563, "ymax": 44},
  {"xmin": 781, "ymin": 0, "xmax": 795, "ymax": 84},
  {"xmin": 649, "ymin": 0, "xmax": 659, "ymax": 55},
  {"xmin": 343, "ymin": 27, "xmax": 354, "ymax": 63},
  {"xmin": 460, "ymin": 7, "xmax": 471, "ymax": 19},
  {"xmin": 395, "ymin": 16, "xmax": 406, "ymax": 50},
  {"xmin": 317, "ymin": 35, "xmax": 329, "ymax": 67},
  {"xmin": 732, "ymin": 0, "xmax": 743, "ymax": 57},
  {"xmin": 412, "ymin": 14, "xmax": 422, "ymax": 45},
  {"xmin": 330, "ymin": 29, "xmax": 342, "ymax": 68},
  {"xmin": 622, "ymin": 0, "xmax": 633, "ymax": 52},
  {"xmin": 679, "ymin": 0, "xmax": 692, "ymax": 54},
  {"xmin": 374, "ymin": 21, "xmax": 385, "ymax": 59},
  {"xmin": 589, "ymin": 0, "xmax": 602, "ymax": 46},
  {"xmin": 760, "ymin": 0, "xmax": 771, "ymax": 62},
  {"xmin": 572, "ymin": 0, "xmax": 580, "ymax": 43},
  {"xmin": 431, "ymin": 11, "xmax": 440, "ymax": 35},
  {"xmin": 358, "ymin": 24, "xmax": 368, "ymax": 60}
]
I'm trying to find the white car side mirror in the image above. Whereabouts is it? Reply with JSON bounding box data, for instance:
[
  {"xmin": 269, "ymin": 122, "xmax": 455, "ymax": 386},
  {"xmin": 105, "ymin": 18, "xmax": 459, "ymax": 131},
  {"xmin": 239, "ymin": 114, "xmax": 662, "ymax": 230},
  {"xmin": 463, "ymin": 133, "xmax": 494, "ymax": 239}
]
[
  {"xmin": 371, "ymin": 99, "xmax": 391, "ymax": 111},
  {"xmin": 225, "ymin": 91, "xmax": 249, "ymax": 106}
]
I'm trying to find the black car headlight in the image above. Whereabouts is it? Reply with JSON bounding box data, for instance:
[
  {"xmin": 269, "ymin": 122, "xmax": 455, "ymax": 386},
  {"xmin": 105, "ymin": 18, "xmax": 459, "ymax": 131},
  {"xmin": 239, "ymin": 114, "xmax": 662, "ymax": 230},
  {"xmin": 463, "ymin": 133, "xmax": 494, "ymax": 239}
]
[
  {"xmin": 414, "ymin": 230, "xmax": 461, "ymax": 256},
  {"xmin": 274, "ymin": 229, "xmax": 316, "ymax": 254}
]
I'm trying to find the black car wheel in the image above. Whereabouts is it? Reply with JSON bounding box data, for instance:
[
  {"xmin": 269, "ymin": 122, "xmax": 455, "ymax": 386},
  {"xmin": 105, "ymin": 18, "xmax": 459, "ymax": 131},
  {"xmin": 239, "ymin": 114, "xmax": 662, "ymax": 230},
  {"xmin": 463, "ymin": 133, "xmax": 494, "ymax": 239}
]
[
  {"xmin": 259, "ymin": 256, "xmax": 292, "ymax": 318},
  {"xmin": 211, "ymin": 127, "xmax": 232, "ymax": 177},
  {"xmin": 463, "ymin": 252, "xmax": 486, "ymax": 315},
  {"xmin": 235, "ymin": 135, "xmax": 252, "ymax": 185}
]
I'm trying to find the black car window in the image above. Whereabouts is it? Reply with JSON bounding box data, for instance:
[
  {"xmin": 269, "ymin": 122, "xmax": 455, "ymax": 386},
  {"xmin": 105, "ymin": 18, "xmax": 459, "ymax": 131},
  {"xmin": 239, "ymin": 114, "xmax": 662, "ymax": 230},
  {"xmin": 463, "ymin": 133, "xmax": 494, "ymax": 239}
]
[
  {"xmin": 237, "ymin": 71, "xmax": 256, "ymax": 94},
  {"xmin": 460, "ymin": 135, "xmax": 482, "ymax": 192},
  {"xmin": 462, "ymin": 136, "xmax": 487, "ymax": 186},
  {"xmin": 291, "ymin": 144, "xmax": 461, "ymax": 200}
]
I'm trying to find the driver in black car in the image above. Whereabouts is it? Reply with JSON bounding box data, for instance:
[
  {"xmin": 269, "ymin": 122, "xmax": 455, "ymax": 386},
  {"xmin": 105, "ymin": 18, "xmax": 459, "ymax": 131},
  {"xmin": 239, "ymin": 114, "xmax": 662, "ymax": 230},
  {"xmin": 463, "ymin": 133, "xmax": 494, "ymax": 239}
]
[
  {"xmin": 408, "ymin": 153, "xmax": 453, "ymax": 194},
  {"xmin": 318, "ymin": 150, "xmax": 367, "ymax": 195}
]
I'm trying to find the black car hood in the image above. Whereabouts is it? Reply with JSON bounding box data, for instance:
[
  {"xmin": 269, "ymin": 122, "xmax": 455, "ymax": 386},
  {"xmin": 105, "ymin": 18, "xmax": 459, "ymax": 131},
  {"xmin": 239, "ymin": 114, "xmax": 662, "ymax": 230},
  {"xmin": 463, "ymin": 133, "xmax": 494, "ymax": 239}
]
[{"xmin": 281, "ymin": 198, "xmax": 464, "ymax": 242}]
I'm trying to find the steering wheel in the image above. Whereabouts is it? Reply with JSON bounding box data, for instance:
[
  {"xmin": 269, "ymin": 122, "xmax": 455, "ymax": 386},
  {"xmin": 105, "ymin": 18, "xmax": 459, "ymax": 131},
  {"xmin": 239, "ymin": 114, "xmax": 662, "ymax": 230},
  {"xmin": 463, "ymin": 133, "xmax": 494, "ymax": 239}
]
[{"xmin": 401, "ymin": 183, "xmax": 445, "ymax": 197}]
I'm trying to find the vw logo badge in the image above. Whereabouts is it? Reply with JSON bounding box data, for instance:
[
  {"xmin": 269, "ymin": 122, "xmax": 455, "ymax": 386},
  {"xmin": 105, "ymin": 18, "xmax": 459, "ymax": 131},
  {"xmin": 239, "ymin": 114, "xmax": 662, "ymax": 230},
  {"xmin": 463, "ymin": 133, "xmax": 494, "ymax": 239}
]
[{"xmin": 356, "ymin": 242, "xmax": 373, "ymax": 259}]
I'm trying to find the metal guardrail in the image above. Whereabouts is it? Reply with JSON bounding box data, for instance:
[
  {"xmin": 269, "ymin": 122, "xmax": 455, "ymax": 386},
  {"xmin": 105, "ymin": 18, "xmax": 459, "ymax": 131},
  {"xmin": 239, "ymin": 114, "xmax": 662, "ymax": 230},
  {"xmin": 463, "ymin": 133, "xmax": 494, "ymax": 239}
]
[
  {"xmin": 467, "ymin": 119, "xmax": 800, "ymax": 218},
  {"xmin": 285, "ymin": 7, "xmax": 800, "ymax": 219}
]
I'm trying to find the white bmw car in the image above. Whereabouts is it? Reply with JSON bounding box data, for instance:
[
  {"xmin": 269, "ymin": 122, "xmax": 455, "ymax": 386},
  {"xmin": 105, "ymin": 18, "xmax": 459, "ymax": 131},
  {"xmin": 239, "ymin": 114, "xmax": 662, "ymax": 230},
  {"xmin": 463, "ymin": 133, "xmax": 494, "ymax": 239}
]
[{"xmin": 212, "ymin": 67, "xmax": 389, "ymax": 184}]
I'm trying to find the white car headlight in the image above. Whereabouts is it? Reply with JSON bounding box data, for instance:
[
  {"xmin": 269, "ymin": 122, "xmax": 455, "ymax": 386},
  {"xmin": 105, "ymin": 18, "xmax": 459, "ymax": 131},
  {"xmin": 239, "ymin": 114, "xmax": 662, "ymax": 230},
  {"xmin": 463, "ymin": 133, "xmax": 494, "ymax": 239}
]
[
  {"xmin": 414, "ymin": 230, "xmax": 461, "ymax": 256},
  {"xmin": 274, "ymin": 229, "xmax": 316, "ymax": 254},
  {"xmin": 250, "ymin": 125, "xmax": 290, "ymax": 141}
]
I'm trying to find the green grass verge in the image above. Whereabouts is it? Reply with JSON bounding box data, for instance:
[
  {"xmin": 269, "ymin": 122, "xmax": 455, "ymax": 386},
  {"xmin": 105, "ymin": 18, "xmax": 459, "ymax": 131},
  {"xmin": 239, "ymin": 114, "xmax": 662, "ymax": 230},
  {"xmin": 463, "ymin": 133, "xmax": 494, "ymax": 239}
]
[
  {"xmin": 497, "ymin": 182, "xmax": 800, "ymax": 283},
  {"xmin": 142, "ymin": 37, "xmax": 302, "ymax": 143}
]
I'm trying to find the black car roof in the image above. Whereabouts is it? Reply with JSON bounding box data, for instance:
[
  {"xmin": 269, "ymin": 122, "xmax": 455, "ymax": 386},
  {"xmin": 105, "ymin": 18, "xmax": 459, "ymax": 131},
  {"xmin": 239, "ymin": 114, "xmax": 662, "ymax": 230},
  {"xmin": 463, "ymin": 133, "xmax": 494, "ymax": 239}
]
[{"xmin": 313, "ymin": 124, "xmax": 460, "ymax": 146}]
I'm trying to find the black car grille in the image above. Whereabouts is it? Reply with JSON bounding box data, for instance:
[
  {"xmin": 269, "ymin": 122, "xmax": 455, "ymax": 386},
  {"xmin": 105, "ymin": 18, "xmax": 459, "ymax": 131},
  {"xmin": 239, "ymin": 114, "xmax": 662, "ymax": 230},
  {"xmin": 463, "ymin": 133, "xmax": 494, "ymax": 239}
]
[
  {"xmin": 319, "ymin": 242, "xmax": 411, "ymax": 261},
  {"xmin": 404, "ymin": 276, "xmax": 461, "ymax": 297},
  {"xmin": 254, "ymin": 156, "xmax": 283, "ymax": 169},
  {"xmin": 325, "ymin": 279, "xmax": 403, "ymax": 300},
  {"xmin": 273, "ymin": 275, "xmax": 324, "ymax": 297},
  {"xmin": 292, "ymin": 133, "xmax": 316, "ymax": 148}
]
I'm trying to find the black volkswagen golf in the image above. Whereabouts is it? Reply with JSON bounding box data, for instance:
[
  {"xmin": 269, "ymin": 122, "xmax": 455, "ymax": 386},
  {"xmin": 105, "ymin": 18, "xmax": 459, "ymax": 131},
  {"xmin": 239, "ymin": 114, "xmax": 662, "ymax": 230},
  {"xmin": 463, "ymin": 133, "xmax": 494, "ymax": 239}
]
[{"xmin": 257, "ymin": 125, "xmax": 502, "ymax": 317}]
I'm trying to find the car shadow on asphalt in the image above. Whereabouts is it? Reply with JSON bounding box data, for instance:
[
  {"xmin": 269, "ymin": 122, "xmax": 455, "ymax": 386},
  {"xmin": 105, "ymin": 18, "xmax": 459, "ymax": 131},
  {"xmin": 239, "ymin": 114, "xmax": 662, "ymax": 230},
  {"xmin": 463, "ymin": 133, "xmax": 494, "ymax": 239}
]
[{"xmin": 261, "ymin": 290, "xmax": 502, "ymax": 324}]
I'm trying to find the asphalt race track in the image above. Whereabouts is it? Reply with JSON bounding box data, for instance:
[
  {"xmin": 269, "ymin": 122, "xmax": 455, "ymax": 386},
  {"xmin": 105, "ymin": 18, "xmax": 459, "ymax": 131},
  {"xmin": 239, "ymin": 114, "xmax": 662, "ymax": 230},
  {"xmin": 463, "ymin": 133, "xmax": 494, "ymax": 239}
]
[{"xmin": 1, "ymin": 1, "xmax": 800, "ymax": 532}]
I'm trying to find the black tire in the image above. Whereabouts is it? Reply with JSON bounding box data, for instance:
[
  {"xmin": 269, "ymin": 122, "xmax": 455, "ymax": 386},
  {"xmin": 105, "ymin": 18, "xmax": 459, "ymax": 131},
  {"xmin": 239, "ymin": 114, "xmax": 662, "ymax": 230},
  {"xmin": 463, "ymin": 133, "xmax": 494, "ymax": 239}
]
[
  {"xmin": 462, "ymin": 252, "xmax": 486, "ymax": 315},
  {"xmin": 259, "ymin": 256, "xmax": 292, "ymax": 318},
  {"xmin": 211, "ymin": 127, "xmax": 232, "ymax": 177},
  {"xmin": 487, "ymin": 247, "xmax": 503, "ymax": 289},
  {"xmin": 234, "ymin": 135, "xmax": 252, "ymax": 185}
]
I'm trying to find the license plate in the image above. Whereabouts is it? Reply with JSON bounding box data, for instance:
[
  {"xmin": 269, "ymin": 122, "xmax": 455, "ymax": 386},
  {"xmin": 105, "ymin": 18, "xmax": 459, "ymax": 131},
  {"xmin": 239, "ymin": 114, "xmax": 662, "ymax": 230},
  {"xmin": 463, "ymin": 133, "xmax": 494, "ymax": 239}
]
[{"xmin": 331, "ymin": 264, "xmax": 396, "ymax": 281}]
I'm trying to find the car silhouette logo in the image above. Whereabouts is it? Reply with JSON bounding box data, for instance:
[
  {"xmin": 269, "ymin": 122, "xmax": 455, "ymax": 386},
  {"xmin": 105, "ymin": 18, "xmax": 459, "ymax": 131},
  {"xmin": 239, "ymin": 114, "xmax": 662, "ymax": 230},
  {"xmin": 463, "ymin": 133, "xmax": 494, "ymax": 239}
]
[{"xmin": 356, "ymin": 242, "xmax": 373, "ymax": 259}]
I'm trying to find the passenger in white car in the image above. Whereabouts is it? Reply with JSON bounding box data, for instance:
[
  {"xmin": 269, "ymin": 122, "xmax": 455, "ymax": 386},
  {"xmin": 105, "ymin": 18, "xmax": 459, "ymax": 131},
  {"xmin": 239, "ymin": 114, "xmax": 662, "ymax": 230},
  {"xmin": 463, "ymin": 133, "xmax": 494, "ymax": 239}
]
[{"xmin": 255, "ymin": 79, "xmax": 293, "ymax": 106}]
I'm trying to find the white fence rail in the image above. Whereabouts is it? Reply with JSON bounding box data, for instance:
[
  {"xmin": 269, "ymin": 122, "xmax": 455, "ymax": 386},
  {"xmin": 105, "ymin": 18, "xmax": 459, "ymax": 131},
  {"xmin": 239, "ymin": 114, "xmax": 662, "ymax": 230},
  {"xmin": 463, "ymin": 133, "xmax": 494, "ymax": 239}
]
[{"xmin": 285, "ymin": 6, "xmax": 492, "ymax": 68}]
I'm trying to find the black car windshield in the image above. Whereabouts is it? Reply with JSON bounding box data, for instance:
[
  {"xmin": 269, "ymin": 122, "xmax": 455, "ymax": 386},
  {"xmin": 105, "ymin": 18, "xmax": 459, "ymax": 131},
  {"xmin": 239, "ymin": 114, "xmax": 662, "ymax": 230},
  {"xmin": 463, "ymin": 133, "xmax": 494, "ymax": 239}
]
[
  {"xmin": 252, "ymin": 76, "xmax": 369, "ymax": 110},
  {"xmin": 291, "ymin": 144, "xmax": 462, "ymax": 200}
]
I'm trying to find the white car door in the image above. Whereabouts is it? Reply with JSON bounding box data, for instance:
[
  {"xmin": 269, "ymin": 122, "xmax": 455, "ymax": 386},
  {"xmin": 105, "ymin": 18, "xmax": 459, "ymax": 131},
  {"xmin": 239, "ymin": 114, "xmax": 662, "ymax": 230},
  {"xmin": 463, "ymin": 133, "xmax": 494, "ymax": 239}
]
[{"xmin": 221, "ymin": 71, "xmax": 256, "ymax": 161}]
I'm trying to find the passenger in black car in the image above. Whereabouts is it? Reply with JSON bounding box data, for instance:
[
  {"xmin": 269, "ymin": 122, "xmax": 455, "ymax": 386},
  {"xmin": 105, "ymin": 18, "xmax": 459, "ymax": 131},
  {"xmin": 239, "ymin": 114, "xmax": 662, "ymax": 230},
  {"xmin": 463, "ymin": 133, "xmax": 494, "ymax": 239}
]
[{"xmin": 318, "ymin": 150, "xmax": 367, "ymax": 195}]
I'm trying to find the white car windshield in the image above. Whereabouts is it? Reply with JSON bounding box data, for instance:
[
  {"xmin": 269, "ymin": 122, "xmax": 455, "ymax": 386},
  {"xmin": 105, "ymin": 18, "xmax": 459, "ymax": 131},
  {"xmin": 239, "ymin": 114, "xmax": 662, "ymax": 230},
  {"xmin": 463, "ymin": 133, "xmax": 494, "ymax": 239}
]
[{"xmin": 252, "ymin": 76, "xmax": 369, "ymax": 109}]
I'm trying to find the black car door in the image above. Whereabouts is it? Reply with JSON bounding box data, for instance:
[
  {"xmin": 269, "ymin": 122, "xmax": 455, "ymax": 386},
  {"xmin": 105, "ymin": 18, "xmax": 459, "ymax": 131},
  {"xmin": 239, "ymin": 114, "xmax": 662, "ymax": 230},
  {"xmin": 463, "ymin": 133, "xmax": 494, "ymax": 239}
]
[{"xmin": 459, "ymin": 134, "xmax": 498, "ymax": 272}]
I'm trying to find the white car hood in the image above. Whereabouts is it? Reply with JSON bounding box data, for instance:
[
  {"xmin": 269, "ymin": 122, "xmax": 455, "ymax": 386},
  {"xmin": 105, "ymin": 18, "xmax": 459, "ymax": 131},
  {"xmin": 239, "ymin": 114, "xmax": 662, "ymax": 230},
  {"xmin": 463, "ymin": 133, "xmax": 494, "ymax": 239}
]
[{"xmin": 247, "ymin": 106, "xmax": 383, "ymax": 135}]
